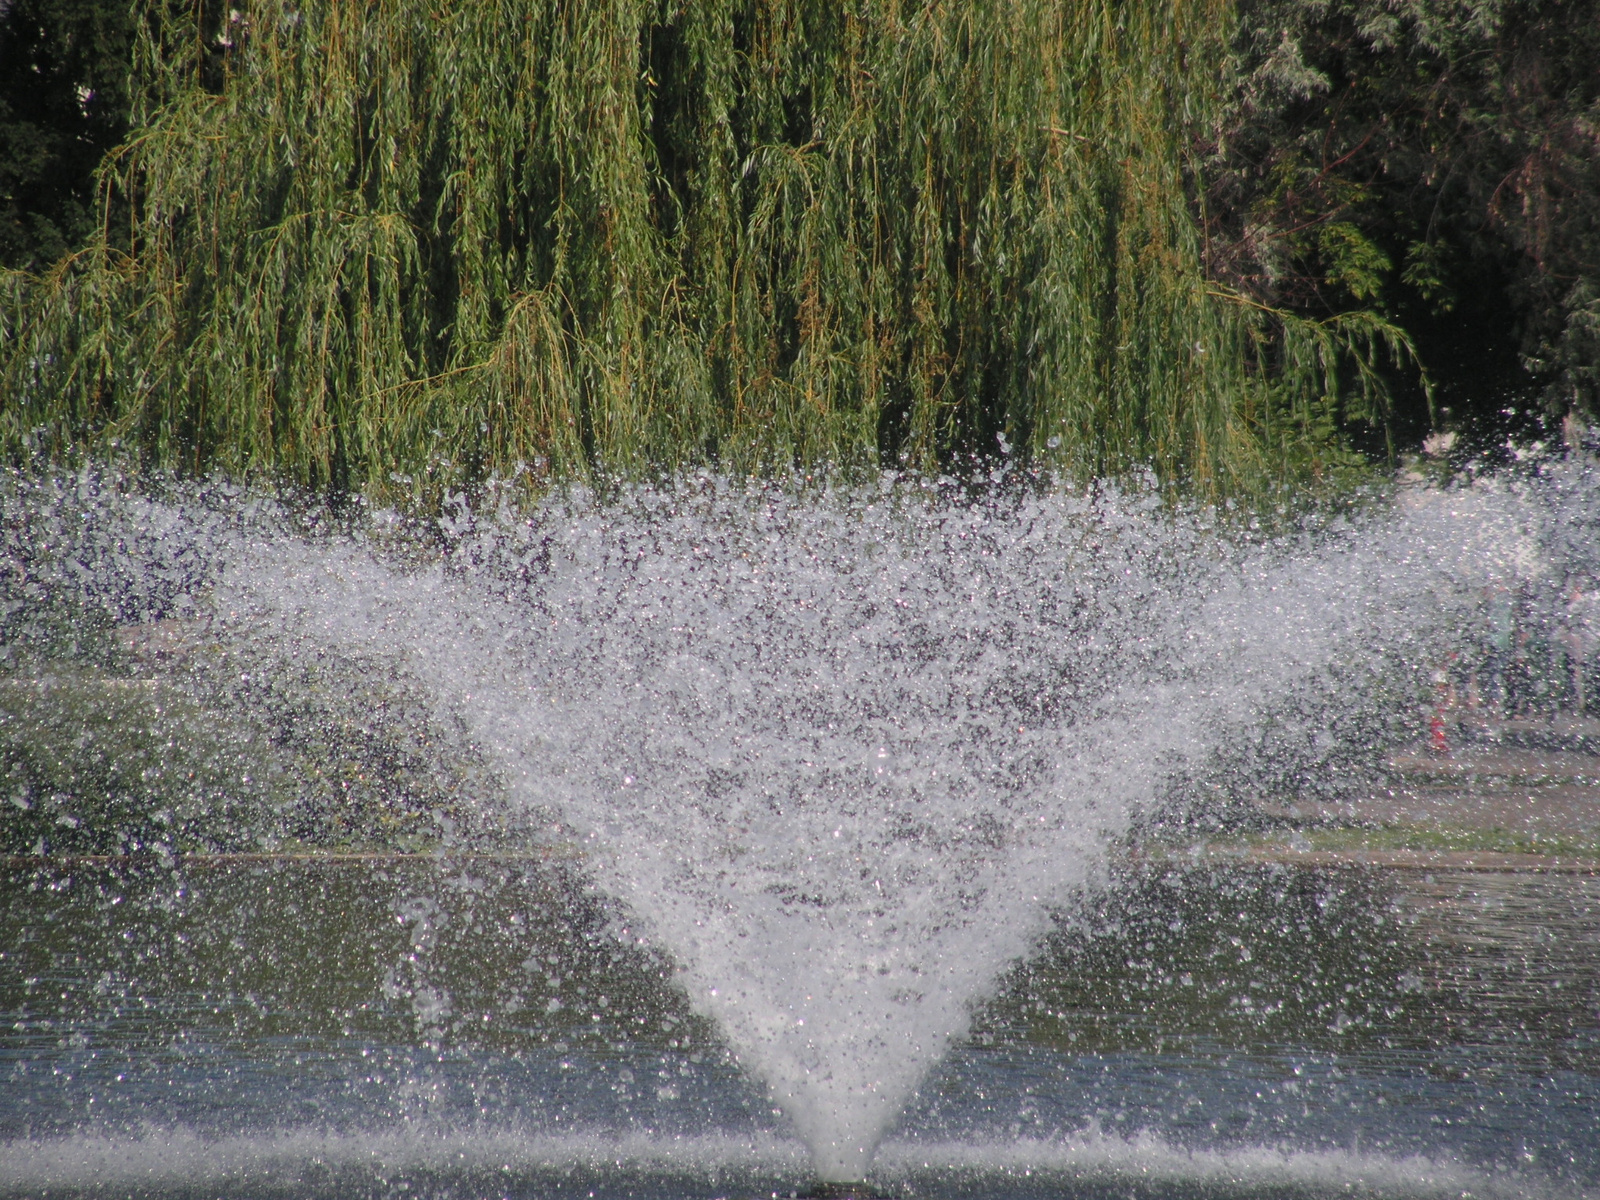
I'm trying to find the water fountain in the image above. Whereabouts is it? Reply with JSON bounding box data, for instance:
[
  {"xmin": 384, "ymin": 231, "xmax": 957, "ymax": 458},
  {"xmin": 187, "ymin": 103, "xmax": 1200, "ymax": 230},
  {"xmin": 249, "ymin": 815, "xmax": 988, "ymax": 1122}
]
[{"xmin": 3, "ymin": 463, "xmax": 1597, "ymax": 1199}]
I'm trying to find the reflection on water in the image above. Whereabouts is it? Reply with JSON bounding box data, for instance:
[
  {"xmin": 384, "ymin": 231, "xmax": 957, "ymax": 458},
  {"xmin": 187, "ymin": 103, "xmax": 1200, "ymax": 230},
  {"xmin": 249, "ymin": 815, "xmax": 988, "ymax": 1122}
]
[{"xmin": 3, "ymin": 859, "xmax": 1596, "ymax": 1197}]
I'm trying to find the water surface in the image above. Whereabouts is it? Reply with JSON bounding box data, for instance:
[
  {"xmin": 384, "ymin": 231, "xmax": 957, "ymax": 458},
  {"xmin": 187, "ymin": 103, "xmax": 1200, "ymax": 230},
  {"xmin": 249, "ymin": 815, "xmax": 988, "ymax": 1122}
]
[{"xmin": 4, "ymin": 858, "xmax": 1595, "ymax": 1198}]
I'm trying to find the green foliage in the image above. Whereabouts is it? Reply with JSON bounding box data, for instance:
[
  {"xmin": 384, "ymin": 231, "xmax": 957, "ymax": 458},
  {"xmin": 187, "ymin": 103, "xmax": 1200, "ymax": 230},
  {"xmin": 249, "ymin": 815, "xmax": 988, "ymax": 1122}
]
[
  {"xmin": 1317, "ymin": 223, "xmax": 1390, "ymax": 304},
  {"xmin": 1208, "ymin": 282, "xmax": 1426, "ymax": 476},
  {"xmin": 1400, "ymin": 240, "xmax": 1456, "ymax": 313},
  {"xmin": 1, "ymin": 0, "xmax": 1387, "ymax": 501}
]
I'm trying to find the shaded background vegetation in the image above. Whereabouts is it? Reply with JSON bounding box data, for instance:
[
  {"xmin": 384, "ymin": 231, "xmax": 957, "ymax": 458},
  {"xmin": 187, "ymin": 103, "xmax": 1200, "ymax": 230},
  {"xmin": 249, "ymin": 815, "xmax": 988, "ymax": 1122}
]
[
  {"xmin": 1211, "ymin": 0, "xmax": 1600, "ymax": 462},
  {"xmin": 0, "ymin": 0, "xmax": 1595, "ymax": 499},
  {"xmin": 0, "ymin": 0, "xmax": 134, "ymax": 270}
]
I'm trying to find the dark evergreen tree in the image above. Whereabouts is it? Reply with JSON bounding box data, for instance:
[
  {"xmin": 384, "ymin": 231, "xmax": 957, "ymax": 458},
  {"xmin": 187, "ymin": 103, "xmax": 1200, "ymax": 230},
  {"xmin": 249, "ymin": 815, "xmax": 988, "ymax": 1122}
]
[
  {"xmin": 1207, "ymin": 0, "xmax": 1600, "ymax": 454},
  {"xmin": 0, "ymin": 0, "xmax": 135, "ymax": 270}
]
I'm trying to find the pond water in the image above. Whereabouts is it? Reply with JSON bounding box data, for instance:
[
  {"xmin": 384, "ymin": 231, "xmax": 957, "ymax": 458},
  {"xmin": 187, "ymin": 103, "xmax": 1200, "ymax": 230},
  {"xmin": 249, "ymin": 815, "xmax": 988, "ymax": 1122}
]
[{"xmin": 3, "ymin": 858, "xmax": 1596, "ymax": 1199}]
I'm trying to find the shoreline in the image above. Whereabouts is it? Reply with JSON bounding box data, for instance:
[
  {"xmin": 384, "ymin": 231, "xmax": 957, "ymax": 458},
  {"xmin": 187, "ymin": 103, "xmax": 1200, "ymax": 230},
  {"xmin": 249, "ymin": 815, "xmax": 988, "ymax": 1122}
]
[
  {"xmin": 1164, "ymin": 844, "xmax": 1600, "ymax": 873},
  {"xmin": 9, "ymin": 844, "xmax": 1598, "ymax": 874}
]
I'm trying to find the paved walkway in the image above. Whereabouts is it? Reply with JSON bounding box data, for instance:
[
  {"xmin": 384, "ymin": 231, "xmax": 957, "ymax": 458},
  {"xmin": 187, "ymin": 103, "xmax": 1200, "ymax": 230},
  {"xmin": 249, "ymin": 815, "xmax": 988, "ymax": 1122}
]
[
  {"xmin": 1218, "ymin": 718, "xmax": 1600, "ymax": 871},
  {"xmin": 1190, "ymin": 845, "xmax": 1600, "ymax": 872}
]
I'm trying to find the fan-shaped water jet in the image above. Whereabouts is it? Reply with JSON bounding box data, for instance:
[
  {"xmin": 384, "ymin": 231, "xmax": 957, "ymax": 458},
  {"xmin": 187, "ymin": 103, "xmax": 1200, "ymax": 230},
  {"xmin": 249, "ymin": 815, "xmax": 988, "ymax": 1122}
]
[{"xmin": 3, "ymin": 464, "xmax": 1598, "ymax": 1199}]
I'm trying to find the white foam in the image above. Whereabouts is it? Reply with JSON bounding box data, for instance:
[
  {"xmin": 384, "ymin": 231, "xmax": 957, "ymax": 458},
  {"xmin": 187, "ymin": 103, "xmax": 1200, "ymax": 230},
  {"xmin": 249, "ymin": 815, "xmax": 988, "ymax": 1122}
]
[
  {"xmin": 0, "ymin": 1126, "xmax": 804, "ymax": 1188},
  {"xmin": 1, "ymin": 1125, "xmax": 1581, "ymax": 1198},
  {"xmin": 882, "ymin": 1129, "xmax": 1582, "ymax": 1198}
]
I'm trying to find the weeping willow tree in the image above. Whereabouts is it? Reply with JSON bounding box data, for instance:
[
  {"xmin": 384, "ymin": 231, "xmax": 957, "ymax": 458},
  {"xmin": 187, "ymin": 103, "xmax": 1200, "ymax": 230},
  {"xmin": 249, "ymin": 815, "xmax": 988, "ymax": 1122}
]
[{"xmin": 0, "ymin": 0, "xmax": 1411, "ymax": 498}]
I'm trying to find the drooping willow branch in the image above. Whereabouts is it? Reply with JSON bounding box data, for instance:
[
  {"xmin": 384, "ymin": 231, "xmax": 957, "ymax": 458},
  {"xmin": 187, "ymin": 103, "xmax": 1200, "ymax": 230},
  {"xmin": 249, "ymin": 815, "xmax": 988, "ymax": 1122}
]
[{"xmin": 1, "ymin": 0, "xmax": 1406, "ymax": 502}]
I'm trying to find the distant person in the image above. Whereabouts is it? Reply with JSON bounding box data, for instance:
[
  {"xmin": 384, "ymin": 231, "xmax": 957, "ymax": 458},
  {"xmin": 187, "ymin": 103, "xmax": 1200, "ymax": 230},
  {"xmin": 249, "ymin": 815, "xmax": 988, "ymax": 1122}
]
[
  {"xmin": 1562, "ymin": 577, "xmax": 1600, "ymax": 715},
  {"xmin": 1481, "ymin": 581, "xmax": 1516, "ymax": 717},
  {"xmin": 1506, "ymin": 580, "xmax": 1536, "ymax": 717}
]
